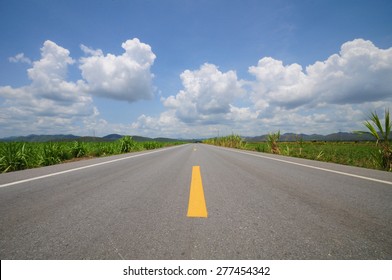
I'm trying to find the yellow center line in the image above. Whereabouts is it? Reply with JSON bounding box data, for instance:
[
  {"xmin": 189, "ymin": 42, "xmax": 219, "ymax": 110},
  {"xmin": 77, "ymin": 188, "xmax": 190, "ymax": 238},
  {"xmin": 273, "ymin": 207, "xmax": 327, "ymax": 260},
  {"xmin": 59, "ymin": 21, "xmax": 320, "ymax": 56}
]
[{"xmin": 187, "ymin": 166, "xmax": 208, "ymax": 218}]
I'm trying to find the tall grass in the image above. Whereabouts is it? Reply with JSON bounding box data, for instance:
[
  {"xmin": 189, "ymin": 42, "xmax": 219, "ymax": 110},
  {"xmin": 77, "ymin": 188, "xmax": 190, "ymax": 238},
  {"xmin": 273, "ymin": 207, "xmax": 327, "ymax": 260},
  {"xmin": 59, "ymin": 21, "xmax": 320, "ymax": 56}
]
[
  {"xmin": 267, "ymin": 131, "xmax": 281, "ymax": 154},
  {"xmin": 356, "ymin": 109, "xmax": 391, "ymax": 171},
  {"xmin": 0, "ymin": 142, "xmax": 31, "ymax": 172},
  {"xmin": 203, "ymin": 134, "xmax": 245, "ymax": 149},
  {"xmin": 0, "ymin": 136, "xmax": 182, "ymax": 173},
  {"xmin": 204, "ymin": 134, "xmax": 384, "ymax": 171},
  {"xmin": 245, "ymin": 141, "xmax": 381, "ymax": 170}
]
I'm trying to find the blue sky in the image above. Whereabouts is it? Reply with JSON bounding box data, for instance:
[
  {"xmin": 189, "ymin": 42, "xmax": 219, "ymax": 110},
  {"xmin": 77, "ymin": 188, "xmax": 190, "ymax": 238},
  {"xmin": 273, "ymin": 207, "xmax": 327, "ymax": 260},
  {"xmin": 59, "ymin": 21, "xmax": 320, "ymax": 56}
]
[{"xmin": 1, "ymin": 0, "xmax": 392, "ymax": 138}]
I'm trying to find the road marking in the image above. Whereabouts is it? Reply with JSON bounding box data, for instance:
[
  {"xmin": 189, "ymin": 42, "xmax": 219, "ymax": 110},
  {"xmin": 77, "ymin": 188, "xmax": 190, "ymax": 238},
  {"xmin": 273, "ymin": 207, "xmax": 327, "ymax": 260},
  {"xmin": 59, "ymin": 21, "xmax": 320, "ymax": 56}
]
[
  {"xmin": 187, "ymin": 166, "xmax": 208, "ymax": 218},
  {"xmin": 0, "ymin": 146, "xmax": 182, "ymax": 189},
  {"xmin": 224, "ymin": 148, "xmax": 392, "ymax": 186}
]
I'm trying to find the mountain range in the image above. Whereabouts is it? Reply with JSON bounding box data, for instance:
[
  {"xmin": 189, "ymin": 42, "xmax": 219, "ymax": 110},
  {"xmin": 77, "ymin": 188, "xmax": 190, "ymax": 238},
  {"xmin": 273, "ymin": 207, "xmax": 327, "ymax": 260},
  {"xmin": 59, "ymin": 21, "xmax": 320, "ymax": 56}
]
[
  {"xmin": 0, "ymin": 132, "xmax": 379, "ymax": 143},
  {"xmin": 0, "ymin": 134, "xmax": 185, "ymax": 143}
]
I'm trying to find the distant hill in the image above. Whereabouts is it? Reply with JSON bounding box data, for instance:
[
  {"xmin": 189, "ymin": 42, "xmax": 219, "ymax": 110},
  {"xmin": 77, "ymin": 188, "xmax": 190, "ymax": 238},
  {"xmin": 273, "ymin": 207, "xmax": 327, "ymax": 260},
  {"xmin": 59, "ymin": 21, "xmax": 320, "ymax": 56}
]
[
  {"xmin": 102, "ymin": 135, "xmax": 184, "ymax": 142},
  {"xmin": 0, "ymin": 134, "xmax": 80, "ymax": 142},
  {"xmin": 0, "ymin": 134, "xmax": 187, "ymax": 143},
  {"xmin": 102, "ymin": 134, "xmax": 123, "ymax": 141},
  {"xmin": 1, "ymin": 132, "xmax": 381, "ymax": 143}
]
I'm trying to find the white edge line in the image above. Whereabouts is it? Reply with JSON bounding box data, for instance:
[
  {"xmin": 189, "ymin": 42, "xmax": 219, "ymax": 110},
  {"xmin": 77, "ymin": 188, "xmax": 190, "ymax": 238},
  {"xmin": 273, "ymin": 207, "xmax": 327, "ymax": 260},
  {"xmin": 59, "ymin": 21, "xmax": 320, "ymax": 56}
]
[
  {"xmin": 220, "ymin": 147, "xmax": 392, "ymax": 186},
  {"xmin": 0, "ymin": 146, "xmax": 181, "ymax": 188}
]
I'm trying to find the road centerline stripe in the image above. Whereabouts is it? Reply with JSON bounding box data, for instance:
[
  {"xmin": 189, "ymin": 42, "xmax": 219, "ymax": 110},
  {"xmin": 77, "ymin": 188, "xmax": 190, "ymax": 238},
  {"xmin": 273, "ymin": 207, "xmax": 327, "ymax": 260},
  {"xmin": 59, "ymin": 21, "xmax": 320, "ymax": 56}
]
[{"xmin": 187, "ymin": 166, "xmax": 208, "ymax": 218}]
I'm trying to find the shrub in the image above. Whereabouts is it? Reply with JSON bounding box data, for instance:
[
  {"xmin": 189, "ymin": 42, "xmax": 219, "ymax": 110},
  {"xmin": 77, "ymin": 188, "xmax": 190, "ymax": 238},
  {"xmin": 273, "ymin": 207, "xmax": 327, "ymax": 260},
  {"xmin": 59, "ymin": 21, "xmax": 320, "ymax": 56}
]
[
  {"xmin": 357, "ymin": 109, "xmax": 391, "ymax": 171},
  {"xmin": 267, "ymin": 131, "xmax": 281, "ymax": 154},
  {"xmin": 143, "ymin": 141, "xmax": 163, "ymax": 150},
  {"xmin": 38, "ymin": 142, "xmax": 62, "ymax": 166},
  {"xmin": 119, "ymin": 136, "xmax": 139, "ymax": 153},
  {"xmin": 0, "ymin": 142, "xmax": 32, "ymax": 172},
  {"xmin": 71, "ymin": 141, "xmax": 87, "ymax": 158}
]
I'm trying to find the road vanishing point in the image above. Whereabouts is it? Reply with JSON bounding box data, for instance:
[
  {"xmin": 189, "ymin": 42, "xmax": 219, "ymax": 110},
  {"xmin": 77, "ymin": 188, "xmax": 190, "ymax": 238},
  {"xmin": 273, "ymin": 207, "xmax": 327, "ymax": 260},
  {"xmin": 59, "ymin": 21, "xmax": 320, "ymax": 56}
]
[{"xmin": 1, "ymin": 144, "xmax": 392, "ymax": 259}]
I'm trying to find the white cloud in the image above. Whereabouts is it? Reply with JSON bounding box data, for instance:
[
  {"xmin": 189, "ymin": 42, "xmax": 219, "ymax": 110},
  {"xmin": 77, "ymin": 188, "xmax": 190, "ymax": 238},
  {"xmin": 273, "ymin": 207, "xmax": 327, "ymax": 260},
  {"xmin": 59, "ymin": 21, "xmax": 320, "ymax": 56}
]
[
  {"xmin": 241, "ymin": 39, "xmax": 392, "ymax": 135},
  {"xmin": 307, "ymin": 39, "xmax": 392, "ymax": 105},
  {"xmin": 9, "ymin": 53, "xmax": 32, "ymax": 64},
  {"xmin": 131, "ymin": 63, "xmax": 249, "ymax": 137},
  {"xmin": 249, "ymin": 57, "xmax": 311, "ymax": 110},
  {"xmin": 80, "ymin": 44, "xmax": 103, "ymax": 57},
  {"xmin": 0, "ymin": 40, "xmax": 97, "ymax": 136},
  {"xmin": 79, "ymin": 38, "xmax": 156, "ymax": 102},
  {"xmin": 1, "ymin": 38, "xmax": 391, "ymax": 138},
  {"xmin": 162, "ymin": 63, "xmax": 245, "ymax": 124},
  {"xmin": 0, "ymin": 38, "xmax": 159, "ymax": 137},
  {"xmin": 249, "ymin": 39, "xmax": 392, "ymax": 113},
  {"xmin": 133, "ymin": 39, "xmax": 392, "ymax": 137}
]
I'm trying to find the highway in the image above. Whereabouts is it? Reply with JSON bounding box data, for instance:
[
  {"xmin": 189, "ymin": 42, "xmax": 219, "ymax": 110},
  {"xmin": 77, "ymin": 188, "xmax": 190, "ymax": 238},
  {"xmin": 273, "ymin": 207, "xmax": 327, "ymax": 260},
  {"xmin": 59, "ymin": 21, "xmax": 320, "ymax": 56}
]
[{"xmin": 1, "ymin": 144, "xmax": 392, "ymax": 259}]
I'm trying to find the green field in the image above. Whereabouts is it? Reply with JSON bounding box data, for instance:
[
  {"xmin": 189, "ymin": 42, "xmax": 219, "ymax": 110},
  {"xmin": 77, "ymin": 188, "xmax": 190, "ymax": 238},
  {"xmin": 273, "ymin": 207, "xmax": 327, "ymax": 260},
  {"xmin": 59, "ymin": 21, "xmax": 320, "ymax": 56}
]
[
  {"xmin": 0, "ymin": 136, "xmax": 184, "ymax": 173},
  {"xmin": 244, "ymin": 141, "xmax": 380, "ymax": 169},
  {"xmin": 1, "ymin": 134, "xmax": 389, "ymax": 173},
  {"xmin": 203, "ymin": 134, "xmax": 388, "ymax": 171}
]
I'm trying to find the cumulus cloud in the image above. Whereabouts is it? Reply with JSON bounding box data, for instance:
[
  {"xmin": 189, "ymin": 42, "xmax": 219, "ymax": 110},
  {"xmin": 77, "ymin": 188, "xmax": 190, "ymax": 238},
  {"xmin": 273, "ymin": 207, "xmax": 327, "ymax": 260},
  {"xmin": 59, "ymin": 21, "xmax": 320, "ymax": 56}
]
[
  {"xmin": 79, "ymin": 38, "xmax": 156, "ymax": 102},
  {"xmin": 0, "ymin": 40, "xmax": 97, "ymax": 136},
  {"xmin": 9, "ymin": 53, "xmax": 32, "ymax": 64},
  {"xmin": 249, "ymin": 57, "xmax": 311, "ymax": 110},
  {"xmin": 0, "ymin": 38, "xmax": 159, "ymax": 137},
  {"xmin": 1, "ymin": 38, "xmax": 391, "ymax": 138},
  {"xmin": 132, "ymin": 39, "xmax": 392, "ymax": 137},
  {"xmin": 249, "ymin": 39, "xmax": 392, "ymax": 113},
  {"xmin": 130, "ymin": 63, "xmax": 251, "ymax": 137},
  {"xmin": 307, "ymin": 39, "xmax": 392, "ymax": 105},
  {"xmin": 80, "ymin": 44, "xmax": 104, "ymax": 57},
  {"xmin": 162, "ymin": 63, "xmax": 245, "ymax": 124}
]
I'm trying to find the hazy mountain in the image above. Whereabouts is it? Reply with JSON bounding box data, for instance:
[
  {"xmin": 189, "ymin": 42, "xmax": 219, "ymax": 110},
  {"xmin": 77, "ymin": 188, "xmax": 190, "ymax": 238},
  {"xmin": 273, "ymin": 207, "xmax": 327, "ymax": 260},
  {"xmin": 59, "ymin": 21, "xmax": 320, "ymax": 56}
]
[
  {"xmin": 102, "ymin": 134, "xmax": 123, "ymax": 141},
  {"xmin": 1, "ymin": 131, "xmax": 380, "ymax": 143},
  {"xmin": 0, "ymin": 134, "xmax": 80, "ymax": 142},
  {"xmin": 0, "ymin": 134, "xmax": 186, "ymax": 143}
]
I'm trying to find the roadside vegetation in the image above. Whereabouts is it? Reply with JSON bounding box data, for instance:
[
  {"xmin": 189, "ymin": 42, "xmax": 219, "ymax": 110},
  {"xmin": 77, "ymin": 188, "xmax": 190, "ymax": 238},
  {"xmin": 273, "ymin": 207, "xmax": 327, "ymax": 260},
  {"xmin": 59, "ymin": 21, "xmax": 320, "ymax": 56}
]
[
  {"xmin": 204, "ymin": 135, "xmax": 381, "ymax": 170},
  {"xmin": 355, "ymin": 109, "xmax": 391, "ymax": 171},
  {"xmin": 0, "ymin": 136, "xmax": 183, "ymax": 173},
  {"xmin": 202, "ymin": 134, "xmax": 245, "ymax": 149},
  {"xmin": 203, "ymin": 110, "xmax": 391, "ymax": 172}
]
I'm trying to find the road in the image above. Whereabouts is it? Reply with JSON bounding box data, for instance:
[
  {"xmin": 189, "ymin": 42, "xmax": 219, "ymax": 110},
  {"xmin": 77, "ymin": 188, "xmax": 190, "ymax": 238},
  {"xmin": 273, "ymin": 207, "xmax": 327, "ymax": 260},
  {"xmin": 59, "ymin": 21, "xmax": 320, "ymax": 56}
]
[{"xmin": 1, "ymin": 144, "xmax": 392, "ymax": 259}]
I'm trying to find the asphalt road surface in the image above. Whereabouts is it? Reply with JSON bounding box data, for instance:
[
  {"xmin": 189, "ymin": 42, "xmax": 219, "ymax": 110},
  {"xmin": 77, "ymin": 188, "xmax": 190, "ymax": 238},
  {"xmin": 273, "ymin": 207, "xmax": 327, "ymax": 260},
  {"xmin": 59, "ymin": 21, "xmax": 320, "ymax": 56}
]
[{"xmin": 1, "ymin": 144, "xmax": 391, "ymax": 259}]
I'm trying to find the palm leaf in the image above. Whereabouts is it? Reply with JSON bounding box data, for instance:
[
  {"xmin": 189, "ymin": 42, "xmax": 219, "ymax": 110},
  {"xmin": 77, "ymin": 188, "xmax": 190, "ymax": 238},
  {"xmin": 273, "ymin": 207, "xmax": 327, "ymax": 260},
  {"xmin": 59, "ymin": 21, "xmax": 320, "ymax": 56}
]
[
  {"xmin": 364, "ymin": 120, "xmax": 380, "ymax": 141},
  {"xmin": 370, "ymin": 112, "xmax": 384, "ymax": 137},
  {"xmin": 385, "ymin": 109, "xmax": 391, "ymax": 141}
]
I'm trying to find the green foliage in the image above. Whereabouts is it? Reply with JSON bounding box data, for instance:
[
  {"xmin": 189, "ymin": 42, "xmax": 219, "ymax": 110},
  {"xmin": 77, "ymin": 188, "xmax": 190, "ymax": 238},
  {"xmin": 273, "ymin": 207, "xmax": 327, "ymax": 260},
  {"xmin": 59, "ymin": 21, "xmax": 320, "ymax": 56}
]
[
  {"xmin": 255, "ymin": 143, "xmax": 266, "ymax": 152},
  {"xmin": 119, "ymin": 136, "xmax": 140, "ymax": 153},
  {"xmin": 38, "ymin": 142, "xmax": 63, "ymax": 166},
  {"xmin": 0, "ymin": 142, "xmax": 31, "ymax": 173},
  {"xmin": 245, "ymin": 141, "xmax": 381, "ymax": 170},
  {"xmin": 0, "ymin": 138, "xmax": 180, "ymax": 173},
  {"xmin": 356, "ymin": 109, "xmax": 391, "ymax": 171},
  {"xmin": 202, "ymin": 121, "xmax": 391, "ymax": 171},
  {"xmin": 143, "ymin": 141, "xmax": 164, "ymax": 150},
  {"xmin": 71, "ymin": 141, "xmax": 87, "ymax": 158},
  {"xmin": 296, "ymin": 135, "xmax": 304, "ymax": 155},
  {"xmin": 267, "ymin": 131, "xmax": 280, "ymax": 154},
  {"xmin": 203, "ymin": 134, "xmax": 245, "ymax": 149}
]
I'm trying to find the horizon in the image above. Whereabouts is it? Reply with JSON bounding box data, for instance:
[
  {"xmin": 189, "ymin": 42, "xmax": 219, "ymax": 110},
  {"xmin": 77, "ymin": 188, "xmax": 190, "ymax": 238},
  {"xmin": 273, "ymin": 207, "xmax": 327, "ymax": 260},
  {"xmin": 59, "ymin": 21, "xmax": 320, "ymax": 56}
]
[
  {"xmin": 1, "ymin": 0, "xmax": 391, "ymax": 138},
  {"xmin": 0, "ymin": 130, "xmax": 378, "ymax": 141}
]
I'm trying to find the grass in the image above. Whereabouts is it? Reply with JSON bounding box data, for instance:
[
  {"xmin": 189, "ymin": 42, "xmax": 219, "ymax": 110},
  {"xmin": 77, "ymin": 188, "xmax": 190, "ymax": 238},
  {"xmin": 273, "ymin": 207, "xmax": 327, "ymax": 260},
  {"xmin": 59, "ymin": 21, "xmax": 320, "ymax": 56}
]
[
  {"xmin": 245, "ymin": 141, "xmax": 381, "ymax": 169},
  {"xmin": 0, "ymin": 136, "xmax": 184, "ymax": 173},
  {"xmin": 203, "ymin": 134, "xmax": 245, "ymax": 149},
  {"xmin": 203, "ymin": 134, "xmax": 385, "ymax": 171},
  {"xmin": 355, "ymin": 109, "xmax": 391, "ymax": 171}
]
